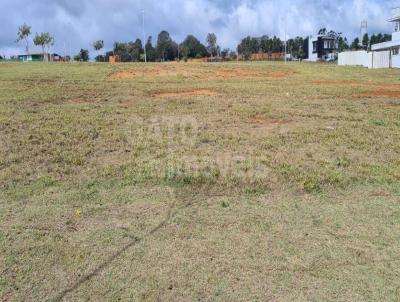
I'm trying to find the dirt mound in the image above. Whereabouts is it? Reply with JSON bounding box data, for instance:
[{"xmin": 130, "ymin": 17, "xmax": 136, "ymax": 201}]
[
  {"xmin": 252, "ymin": 115, "xmax": 289, "ymax": 126},
  {"xmin": 313, "ymin": 80, "xmax": 400, "ymax": 89},
  {"xmin": 360, "ymin": 90, "xmax": 400, "ymax": 97},
  {"xmin": 151, "ymin": 89, "xmax": 218, "ymax": 98}
]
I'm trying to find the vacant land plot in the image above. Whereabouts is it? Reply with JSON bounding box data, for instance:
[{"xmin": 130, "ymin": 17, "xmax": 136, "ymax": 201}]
[{"xmin": 0, "ymin": 61, "xmax": 400, "ymax": 301}]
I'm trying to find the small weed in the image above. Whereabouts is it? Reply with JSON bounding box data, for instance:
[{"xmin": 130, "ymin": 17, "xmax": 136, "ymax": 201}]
[
  {"xmin": 371, "ymin": 119, "xmax": 386, "ymax": 126},
  {"xmin": 304, "ymin": 177, "xmax": 322, "ymax": 193},
  {"xmin": 221, "ymin": 201, "xmax": 229, "ymax": 208}
]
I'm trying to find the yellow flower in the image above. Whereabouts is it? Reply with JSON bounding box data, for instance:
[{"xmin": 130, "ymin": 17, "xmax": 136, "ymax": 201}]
[{"xmin": 75, "ymin": 209, "xmax": 81, "ymax": 217}]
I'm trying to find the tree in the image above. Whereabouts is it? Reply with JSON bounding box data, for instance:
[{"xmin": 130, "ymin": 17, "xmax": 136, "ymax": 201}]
[
  {"xmin": 260, "ymin": 35, "xmax": 271, "ymax": 53},
  {"xmin": 156, "ymin": 31, "xmax": 174, "ymax": 61},
  {"xmin": 221, "ymin": 48, "xmax": 230, "ymax": 59},
  {"xmin": 145, "ymin": 36, "xmax": 156, "ymax": 62},
  {"xmin": 250, "ymin": 37, "xmax": 261, "ymax": 53},
  {"xmin": 338, "ymin": 37, "xmax": 349, "ymax": 52},
  {"xmin": 16, "ymin": 23, "xmax": 32, "ymax": 53},
  {"xmin": 33, "ymin": 32, "xmax": 54, "ymax": 61},
  {"xmin": 318, "ymin": 28, "xmax": 327, "ymax": 35},
  {"xmin": 92, "ymin": 40, "xmax": 104, "ymax": 62},
  {"xmin": 112, "ymin": 40, "xmax": 143, "ymax": 62},
  {"xmin": 206, "ymin": 33, "xmax": 218, "ymax": 57},
  {"xmin": 286, "ymin": 36, "xmax": 304, "ymax": 58},
  {"xmin": 238, "ymin": 36, "xmax": 252, "ymax": 59},
  {"xmin": 271, "ymin": 36, "xmax": 282, "ymax": 53},
  {"xmin": 180, "ymin": 35, "xmax": 208, "ymax": 59},
  {"xmin": 74, "ymin": 49, "xmax": 89, "ymax": 62},
  {"xmin": 131, "ymin": 38, "xmax": 143, "ymax": 61},
  {"xmin": 351, "ymin": 38, "xmax": 360, "ymax": 50},
  {"xmin": 362, "ymin": 33, "xmax": 369, "ymax": 50}
]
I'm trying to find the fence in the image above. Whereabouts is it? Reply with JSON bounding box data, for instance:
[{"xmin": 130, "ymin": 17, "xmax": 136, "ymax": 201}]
[{"xmin": 338, "ymin": 50, "xmax": 391, "ymax": 69}]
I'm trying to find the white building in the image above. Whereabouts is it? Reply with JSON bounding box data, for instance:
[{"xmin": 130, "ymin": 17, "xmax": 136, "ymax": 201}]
[
  {"xmin": 371, "ymin": 7, "xmax": 400, "ymax": 68},
  {"xmin": 338, "ymin": 7, "xmax": 400, "ymax": 69}
]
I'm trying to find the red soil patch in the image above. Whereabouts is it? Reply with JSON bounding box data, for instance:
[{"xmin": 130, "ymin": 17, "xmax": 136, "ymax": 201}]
[
  {"xmin": 268, "ymin": 71, "xmax": 292, "ymax": 78},
  {"xmin": 109, "ymin": 68, "xmax": 180, "ymax": 80},
  {"xmin": 252, "ymin": 115, "xmax": 289, "ymax": 126},
  {"xmin": 151, "ymin": 89, "xmax": 218, "ymax": 98},
  {"xmin": 313, "ymin": 80, "xmax": 400, "ymax": 89},
  {"xmin": 215, "ymin": 69, "xmax": 292, "ymax": 79},
  {"xmin": 360, "ymin": 90, "xmax": 400, "ymax": 97}
]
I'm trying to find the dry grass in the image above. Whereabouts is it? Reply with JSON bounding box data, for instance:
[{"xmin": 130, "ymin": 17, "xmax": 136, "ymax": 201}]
[{"xmin": 0, "ymin": 61, "xmax": 400, "ymax": 301}]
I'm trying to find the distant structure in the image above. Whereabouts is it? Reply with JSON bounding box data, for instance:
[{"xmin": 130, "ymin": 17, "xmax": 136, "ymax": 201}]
[
  {"xmin": 338, "ymin": 7, "xmax": 400, "ymax": 69},
  {"xmin": 360, "ymin": 20, "xmax": 368, "ymax": 46},
  {"xmin": 304, "ymin": 32, "xmax": 337, "ymax": 61},
  {"xmin": 371, "ymin": 7, "xmax": 400, "ymax": 57},
  {"xmin": 16, "ymin": 52, "xmax": 69, "ymax": 62}
]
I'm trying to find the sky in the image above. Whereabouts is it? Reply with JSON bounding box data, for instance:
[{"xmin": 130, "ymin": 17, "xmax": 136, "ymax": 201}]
[{"xmin": 0, "ymin": 0, "xmax": 398, "ymax": 57}]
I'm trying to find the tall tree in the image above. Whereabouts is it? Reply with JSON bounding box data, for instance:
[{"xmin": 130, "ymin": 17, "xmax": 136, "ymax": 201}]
[
  {"xmin": 92, "ymin": 40, "xmax": 104, "ymax": 62},
  {"xmin": 131, "ymin": 38, "xmax": 143, "ymax": 61},
  {"xmin": 16, "ymin": 23, "xmax": 32, "ymax": 53},
  {"xmin": 180, "ymin": 35, "xmax": 208, "ymax": 59},
  {"xmin": 206, "ymin": 33, "xmax": 218, "ymax": 57},
  {"xmin": 260, "ymin": 35, "xmax": 271, "ymax": 53},
  {"xmin": 350, "ymin": 38, "xmax": 361, "ymax": 50},
  {"xmin": 145, "ymin": 36, "xmax": 156, "ymax": 62},
  {"xmin": 338, "ymin": 37, "xmax": 349, "ymax": 52},
  {"xmin": 33, "ymin": 32, "xmax": 54, "ymax": 61},
  {"xmin": 238, "ymin": 36, "xmax": 252, "ymax": 59},
  {"xmin": 362, "ymin": 33, "xmax": 369, "ymax": 50},
  {"xmin": 156, "ymin": 31, "xmax": 174, "ymax": 61}
]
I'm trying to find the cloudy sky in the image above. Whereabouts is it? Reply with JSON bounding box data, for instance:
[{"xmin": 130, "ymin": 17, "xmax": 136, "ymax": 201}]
[{"xmin": 0, "ymin": 0, "xmax": 398, "ymax": 57}]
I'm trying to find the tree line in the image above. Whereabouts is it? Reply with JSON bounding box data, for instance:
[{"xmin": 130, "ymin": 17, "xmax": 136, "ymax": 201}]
[
  {"xmin": 100, "ymin": 31, "xmax": 220, "ymax": 62},
  {"xmin": 15, "ymin": 23, "xmax": 393, "ymax": 62}
]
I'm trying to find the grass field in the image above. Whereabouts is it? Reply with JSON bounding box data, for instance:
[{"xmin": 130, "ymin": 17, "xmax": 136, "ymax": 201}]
[{"xmin": 1, "ymin": 61, "xmax": 400, "ymax": 301}]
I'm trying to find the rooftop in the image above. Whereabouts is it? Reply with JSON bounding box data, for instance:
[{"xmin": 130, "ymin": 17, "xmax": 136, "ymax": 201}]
[{"xmin": 388, "ymin": 7, "xmax": 400, "ymax": 22}]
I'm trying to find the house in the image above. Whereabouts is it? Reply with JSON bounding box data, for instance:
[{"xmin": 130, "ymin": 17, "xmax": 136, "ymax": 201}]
[
  {"xmin": 371, "ymin": 7, "xmax": 400, "ymax": 68},
  {"xmin": 304, "ymin": 34, "xmax": 336, "ymax": 61},
  {"xmin": 338, "ymin": 7, "xmax": 400, "ymax": 69},
  {"xmin": 18, "ymin": 52, "xmax": 50, "ymax": 62},
  {"xmin": 17, "ymin": 52, "xmax": 68, "ymax": 62}
]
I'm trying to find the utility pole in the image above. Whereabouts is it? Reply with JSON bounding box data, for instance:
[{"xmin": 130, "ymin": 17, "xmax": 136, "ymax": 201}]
[
  {"xmin": 284, "ymin": 16, "xmax": 287, "ymax": 63},
  {"xmin": 142, "ymin": 9, "xmax": 147, "ymax": 63}
]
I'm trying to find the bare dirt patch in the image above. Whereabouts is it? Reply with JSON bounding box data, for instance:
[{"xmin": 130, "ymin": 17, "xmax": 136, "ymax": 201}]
[
  {"xmin": 109, "ymin": 66, "xmax": 293, "ymax": 80},
  {"xmin": 109, "ymin": 71, "xmax": 140, "ymax": 80},
  {"xmin": 360, "ymin": 90, "xmax": 400, "ymax": 97},
  {"xmin": 313, "ymin": 80, "xmax": 400, "ymax": 89},
  {"xmin": 216, "ymin": 69, "xmax": 292, "ymax": 79},
  {"xmin": 151, "ymin": 89, "xmax": 218, "ymax": 98},
  {"xmin": 109, "ymin": 68, "xmax": 180, "ymax": 80},
  {"xmin": 251, "ymin": 115, "xmax": 290, "ymax": 126}
]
